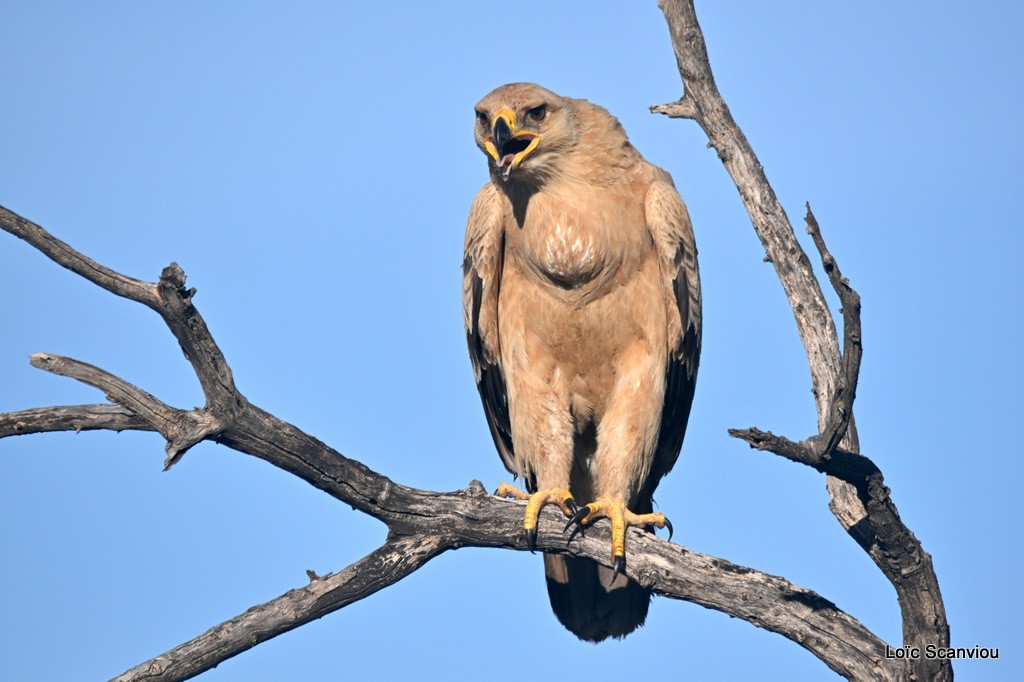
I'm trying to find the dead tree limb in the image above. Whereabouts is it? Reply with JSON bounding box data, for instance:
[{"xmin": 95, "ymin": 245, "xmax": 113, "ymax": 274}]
[
  {"xmin": 0, "ymin": 404, "xmax": 152, "ymax": 437},
  {"xmin": 653, "ymin": 1, "xmax": 949, "ymax": 679},
  {"xmin": 2, "ymin": 204, "xmax": 892, "ymax": 681}
]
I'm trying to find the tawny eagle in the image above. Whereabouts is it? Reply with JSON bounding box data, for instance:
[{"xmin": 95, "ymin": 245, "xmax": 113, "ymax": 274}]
[{"xmin": 463, "ymin": 83, "xmax": 700, "ymax": 641}]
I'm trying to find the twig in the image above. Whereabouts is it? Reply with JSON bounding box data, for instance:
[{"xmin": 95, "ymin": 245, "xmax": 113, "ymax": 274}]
[{"xmin": 804, "ymin": 204, "xmax": 862, "ymax": 459}]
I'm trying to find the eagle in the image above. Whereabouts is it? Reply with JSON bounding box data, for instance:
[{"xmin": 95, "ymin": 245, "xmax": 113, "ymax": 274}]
[{"xmin": 462, "ymin": 83, "xmax": 701, "ymax": 641}]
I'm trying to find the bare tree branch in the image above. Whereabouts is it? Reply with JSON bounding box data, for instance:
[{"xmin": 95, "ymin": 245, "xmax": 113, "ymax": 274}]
[
  {"xmin": 650, "ymin": 0, "xmax": 870, "ymax": 546},
  {"xmin": 1, "ymin": 206, "xmax": 158, "ymax": 305},
  {"xmin": 650, "ymin": 0, "xmax": 852, "ymax": 452},
  {"xmin": 111, "ymin": 534, "xmax": 447, "ymax": 682},
  {"xmin": 110, "ymin": 479, "xmax": 892, "ymax": 682},
  {"xmin": 0, "ymin": 206, "xmax": 238, "ymax": 410},
  {"xmin": 27, "ymin": 352, "xmax": 220, "ymax": 467},
  {"xmin": 0, "ymin": 404, "xmax": 152, "ymax": 438},
  {"xmin": 653, "ymin": 1, "xmax": 949, "ymax": 679}
]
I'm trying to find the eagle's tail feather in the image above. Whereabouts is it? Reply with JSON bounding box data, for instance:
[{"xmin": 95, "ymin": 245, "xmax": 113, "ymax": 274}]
[{"xmin": 543, "ymin": 554, "xmax": 651, "ymax": 642}]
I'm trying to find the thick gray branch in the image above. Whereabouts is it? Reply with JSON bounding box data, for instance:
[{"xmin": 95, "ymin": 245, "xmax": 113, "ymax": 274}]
[
  {"xmin": 650, "ymin": 0, "xmax": 867, "ymax": 533},
  {"xmin": 114, "ymin": 479, "xmax": 892, "ymax": 682},
  {"xmin": 1, "ymin": 202, "xmax": 893, "ymax": 681}
]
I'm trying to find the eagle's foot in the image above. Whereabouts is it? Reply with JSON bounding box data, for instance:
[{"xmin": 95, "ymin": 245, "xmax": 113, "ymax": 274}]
[
  {"xmin": 495, "ymin": 483, "xmax": 578, "ymax": 553},
  {"xmin": 563, "ymin": 498, "xmax": 673, "ymax": 579}
]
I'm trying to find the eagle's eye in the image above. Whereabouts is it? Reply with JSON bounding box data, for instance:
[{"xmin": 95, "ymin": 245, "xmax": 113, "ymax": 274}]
[
  {"xmin": 526, "ymin": 104, "xmax": 547, "ymax": 123},
  {"xmin": 475, "ymin": 110, "xmax": 489, "ymax": 127}
]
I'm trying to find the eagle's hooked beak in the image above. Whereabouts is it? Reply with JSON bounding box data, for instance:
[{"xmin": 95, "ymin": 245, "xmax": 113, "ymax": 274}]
[{"xmin": 484, "ymin": 107, "xmax": 541, "ymax": 181}]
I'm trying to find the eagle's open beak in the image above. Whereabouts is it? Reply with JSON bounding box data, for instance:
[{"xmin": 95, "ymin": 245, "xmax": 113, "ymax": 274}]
[{"xmin": 484, "ymin": 107, "xmax": 541, "ymax": 180}]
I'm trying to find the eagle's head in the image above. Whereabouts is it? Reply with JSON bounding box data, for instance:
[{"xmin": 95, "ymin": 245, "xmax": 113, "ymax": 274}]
[{"xmin": 474, "ymin": 82, "xmax": 579, "ymax": 183}]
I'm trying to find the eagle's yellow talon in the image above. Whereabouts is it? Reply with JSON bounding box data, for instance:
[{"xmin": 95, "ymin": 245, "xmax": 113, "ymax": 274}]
[
  {"xmin": 566, "ymin": 497, "xmax": 673, "ymax": 564},
  {"xmin": 495, "ymin": 482, "xmax": 577, "ymax": 552},
  {"xmin": 494, "ymin": 482, "xmax": 530, "ymax": 501}
]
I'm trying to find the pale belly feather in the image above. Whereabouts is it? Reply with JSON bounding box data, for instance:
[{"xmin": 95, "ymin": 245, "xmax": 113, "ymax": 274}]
[{"xmin": 499, "ymin": 198, "xmax": 666, "ymax": 423}]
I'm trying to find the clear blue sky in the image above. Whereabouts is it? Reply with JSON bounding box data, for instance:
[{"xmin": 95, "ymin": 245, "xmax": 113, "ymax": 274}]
[{"xmin": 2, "ymin": 2, "xmax": 1021, "ymax": 680}]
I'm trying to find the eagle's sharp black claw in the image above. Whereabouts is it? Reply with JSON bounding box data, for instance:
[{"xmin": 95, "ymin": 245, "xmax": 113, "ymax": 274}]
[
  {"xmin": 612, "ymin": 555, "xmax": 626, "ymax": 581},
  {"xmin": 664, "ymin": 517, "xmax": 674, "ymax": 542},
  {"xmin": 563, "ymin": 504, "xmax": 589, "ymax": 534},
  {"xmin": 526, "ymin": 527, "xmax": 537, "ymax": 553},
  {"xmin": 566, "ymin": 523, "xmax": 584, "ymax": 545}
]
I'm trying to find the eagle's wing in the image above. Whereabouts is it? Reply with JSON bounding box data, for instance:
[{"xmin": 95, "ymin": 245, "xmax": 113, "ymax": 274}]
[
  {"xmin": 462, "ymin": 183, "xmax": 516, "ymax": 476},
  {"xmin": 643, "ymin": 179, "xmax": 702, "ymax": 497}
]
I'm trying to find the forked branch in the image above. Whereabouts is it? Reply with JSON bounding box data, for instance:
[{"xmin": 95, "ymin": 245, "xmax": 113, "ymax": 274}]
[{"xmin": 653, "ymin": 1, "xmax": 949, "ymax": 679}]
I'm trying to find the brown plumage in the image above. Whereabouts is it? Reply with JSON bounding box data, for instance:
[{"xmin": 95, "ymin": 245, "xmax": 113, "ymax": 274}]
[{"xmin": 463, "ymin": 83, "xmax": 701, "ymax": 641}]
